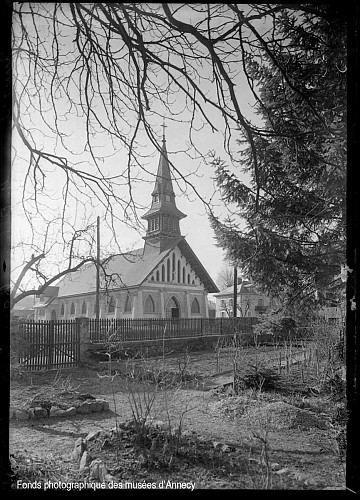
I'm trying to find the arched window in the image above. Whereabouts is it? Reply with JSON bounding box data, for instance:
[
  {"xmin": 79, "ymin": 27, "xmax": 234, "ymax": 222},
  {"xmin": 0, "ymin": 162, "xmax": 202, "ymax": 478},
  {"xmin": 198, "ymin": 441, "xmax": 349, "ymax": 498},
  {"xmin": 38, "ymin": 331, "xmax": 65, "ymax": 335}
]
[
  {"xmin": 192, "ymin": 280, "xmax": 195, "ymax": 285},
  {"xmin": 167, "ymin": 259, "xmax": 170, "ymax": 282},
  {"xmin": 182, "ymin": 267, "xmax": 185, "ymax": 283},
  {"xmin": 156, "ymin": 270, "xmax": 160, "ymax": 281},
  {"xmin": 172, "ymin": 253, "xmax": 176, "ymax": 273},
  {"xmin": 150, "ymin": 275, "xmax": 154, "ymax": 281},
  {"xmin": 60, "ymin": 303, "xmax": 65, "ymax": 316},
  {"xmin": 81, "ymin": 301, "xmax": 87, "ymax": 315},
  {"xmin": 161, "ymin": 264, "xmax": 165, "ymax": 281},
  {"xmin": 187, "ymin": 273, "xmax": 190, "ymax": 284},
  {"xmin": 70, "ymin": 302, "xmax": 75, "ymax": 315},
  {"xmin": 144, "ymin": 295, "xmax": 155, "ymax": 313},
  {"xmin": 191, "ymin": 298, "xmax": 201, "ymax": 314},
  {"xmin": 177, "ymin": 260, "xmax": 181, "ymax": 282},
  {"xmin": 124, "ymin": 295, "xmax": 132, "ymax": 312},
  {"xmin": 107, "ymin": 296, "xmax": 116, "ymax": 314}
]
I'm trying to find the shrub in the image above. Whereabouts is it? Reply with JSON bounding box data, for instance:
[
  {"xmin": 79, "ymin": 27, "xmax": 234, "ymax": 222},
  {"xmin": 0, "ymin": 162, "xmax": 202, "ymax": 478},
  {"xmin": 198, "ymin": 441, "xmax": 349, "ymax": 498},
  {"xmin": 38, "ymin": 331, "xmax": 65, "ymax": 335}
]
[{"xmin": 235, "ymin": 363, "xmax": 281, "ymax": 393}]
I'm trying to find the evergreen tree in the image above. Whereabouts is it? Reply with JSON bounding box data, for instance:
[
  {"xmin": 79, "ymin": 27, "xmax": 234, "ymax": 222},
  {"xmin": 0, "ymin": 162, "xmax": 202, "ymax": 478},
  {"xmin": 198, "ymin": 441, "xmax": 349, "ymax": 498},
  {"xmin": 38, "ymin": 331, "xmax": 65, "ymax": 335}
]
[{"xmin": 210, "ymin": 6, "xmax": 346, "ymax": 308}]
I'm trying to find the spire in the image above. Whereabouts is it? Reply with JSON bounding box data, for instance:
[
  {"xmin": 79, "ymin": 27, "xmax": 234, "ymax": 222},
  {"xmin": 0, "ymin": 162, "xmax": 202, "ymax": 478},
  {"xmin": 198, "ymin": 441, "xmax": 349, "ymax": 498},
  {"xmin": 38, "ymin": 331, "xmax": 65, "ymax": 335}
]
[
  {"xmin": 142, "ymin": 125, "xmax": 186, "ymax": 248},
  {"xmin": 153, "ymin": 124, "xmax": 174, "ymax": 198}
]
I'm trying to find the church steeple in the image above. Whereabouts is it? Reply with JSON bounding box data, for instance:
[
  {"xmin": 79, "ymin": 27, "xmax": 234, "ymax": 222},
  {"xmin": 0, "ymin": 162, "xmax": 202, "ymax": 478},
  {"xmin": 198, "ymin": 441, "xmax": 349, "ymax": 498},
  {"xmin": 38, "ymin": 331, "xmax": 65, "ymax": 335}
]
[{"xmin": 142, "ymin": 126, "xmax": 186, "ymax": 248}]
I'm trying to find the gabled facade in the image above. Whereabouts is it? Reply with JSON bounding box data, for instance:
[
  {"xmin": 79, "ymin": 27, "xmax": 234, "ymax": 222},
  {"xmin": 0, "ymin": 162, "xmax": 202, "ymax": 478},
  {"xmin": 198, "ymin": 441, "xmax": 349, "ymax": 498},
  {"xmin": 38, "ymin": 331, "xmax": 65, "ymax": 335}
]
[
  {"xmin": 213, "ymin": 279, "xmax": 273, "ymax": 318},
  {"xmin": 35, "ymin": 129, "xmax": 219, "ymax": 320}
]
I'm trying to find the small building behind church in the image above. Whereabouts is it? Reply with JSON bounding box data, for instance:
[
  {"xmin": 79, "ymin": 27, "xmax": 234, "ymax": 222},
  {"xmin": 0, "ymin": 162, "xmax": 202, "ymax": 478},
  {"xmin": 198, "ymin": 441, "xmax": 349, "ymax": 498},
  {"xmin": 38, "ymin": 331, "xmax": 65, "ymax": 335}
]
[
  {"xmin": 34, "ymin": 131, "xmax": 219, "ymax": 320},
  {"xmin": 213, "ymin": 278, "xmax": 272, "ymax": 318}
]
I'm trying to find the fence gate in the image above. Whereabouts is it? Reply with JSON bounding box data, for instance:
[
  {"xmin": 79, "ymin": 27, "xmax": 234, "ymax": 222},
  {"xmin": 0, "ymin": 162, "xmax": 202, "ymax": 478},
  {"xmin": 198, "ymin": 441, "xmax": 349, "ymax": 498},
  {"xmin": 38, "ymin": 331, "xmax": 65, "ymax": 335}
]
[{"xmin": 18, "ymin": 320, "xmax": 80, "ymax": 370}]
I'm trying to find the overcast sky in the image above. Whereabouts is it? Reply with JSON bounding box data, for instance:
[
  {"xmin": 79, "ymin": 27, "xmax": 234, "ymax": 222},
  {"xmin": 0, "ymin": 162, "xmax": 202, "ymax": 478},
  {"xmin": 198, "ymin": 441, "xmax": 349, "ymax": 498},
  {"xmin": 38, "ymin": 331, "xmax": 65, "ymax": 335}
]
[{"xmin": 11, "ymin": 3, "xmax": 262, "ymax": 292}]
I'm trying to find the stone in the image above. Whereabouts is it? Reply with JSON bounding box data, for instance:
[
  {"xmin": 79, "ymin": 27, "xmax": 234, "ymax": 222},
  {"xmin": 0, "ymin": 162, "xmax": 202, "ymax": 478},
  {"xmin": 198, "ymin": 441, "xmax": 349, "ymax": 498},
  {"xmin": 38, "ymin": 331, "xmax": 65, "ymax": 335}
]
[
  {"xmin": 304, "ymin": 477, "xmax": 318, "ymax": 487},
  {"xmin": 270, "ymin": 462, "xmax": 281, "ymax": 471},
  {"xmin": 71, "ymin": 437, "xmax": 87, "ymax": 462},
  {"xmin": 49, "ymin": 406, "xmax": 65, "ymax": 418},
  {"xmin": 89, "ymin": 459, "xmax": 109, "ymax": 482},
  {"xmin": 85, "ymin": 430, "xmax": 102, "ymax": 443},
  {"xmin": 64, "ymin": 407, "xmax": 77, "ymax": 417},
  {"xmin": 79, "ymin": 451, "xmax": 92, "ymax": 471},
  {"xmin": 77, "ymin": 402, "xmax": 92, "ymax": 414},
  {"xmin": 274, "ymin": 468, "xmax": 290, "ymax": 475},
  {"xmin": 77, "ymin": 393, "xmax": 96, "ymax": 401},
  {"xmin": 104, "ymin": 473, "xmax": 118, "ymax": 482},
  {"xmin": 88, "ymin": 401, "xmax": 103, "ymax": 413},
  {"xmin": 100, "ymin": 400, "xmax": 110, "ymax": 411},
  {"xmin": 33, "ymin": 407, "xmax": 48, "ymax": 419},
  {"xmin": 14, "ymin": 409, "xmax": 30, "ymax": 421},
  {"xmin": 145, "ymin": 418, "xmax": 168, "ymax": 430}
]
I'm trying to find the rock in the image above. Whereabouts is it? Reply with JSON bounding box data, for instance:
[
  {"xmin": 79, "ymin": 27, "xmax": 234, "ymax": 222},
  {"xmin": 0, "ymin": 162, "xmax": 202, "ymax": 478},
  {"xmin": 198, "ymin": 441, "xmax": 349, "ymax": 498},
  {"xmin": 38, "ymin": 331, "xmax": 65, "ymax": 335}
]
[
  {"xmin": 64, "ymin": 407, "xmax": 77, "ymax": 417},
  {"xmin": 78, "ymin": 393, "xmax": 96, "ymax": 401},
  {"xmin": 270, "ymin": 462, "xmax": 281, "ymax": 471},
  {"xmin": 305, "ymin": 477, "xmax": 318, "ymax": 487},
  {"xmin": 49, "ymin": 406, "xmax": 64, "ymax": 418},
  {"xmin": 274, "ymin": 467, "xmax": 290, "ymax": 475},
  {"xmin": 79, "ymin": 451, "xmax": 92, "ymax": 471},
  {"xmin": 100, "ymin": 400, "xmax": 110, "ymax": 411},
  {"xmin": 77, "ymin": 402, "xmax": 93, "ymax": 414},
  {"xmin": 85, "ymin": 430, "xmax": 102, "ymax": 443},
  {"xmin": 145, "ymin": 418, "xmax": 168, "ymax": 431},
  {"xmin": 31, "ymin": 406, "xmax": 48, "ymax": 419},
  {"xmin": 89, "ymin": 401, "xmax": 103, "ymax": 412},
  {"xmin": 89, "ymin": 459, "xmax": 109, "ymax": 482},
  {"xmin": 14, "ymin": 409, "xmax": 30, "ymax": 421},
  {"xmin": 32, "ymin": 406, "xmax": 48, "ymax": 419},
  {"xmin": 118, "ymin": 420, "xmax": 133, "ymax": 430},
  {"xmin": 71, "ymin": 437, "xmax": 87, "ymax": 462},
  {"xmin": 104, "ymin": 473, "xmax": 118, "ymax": 482},
  {"xmin": 29, "ymin": 407, "xmax": 48, "ymax": 419}
]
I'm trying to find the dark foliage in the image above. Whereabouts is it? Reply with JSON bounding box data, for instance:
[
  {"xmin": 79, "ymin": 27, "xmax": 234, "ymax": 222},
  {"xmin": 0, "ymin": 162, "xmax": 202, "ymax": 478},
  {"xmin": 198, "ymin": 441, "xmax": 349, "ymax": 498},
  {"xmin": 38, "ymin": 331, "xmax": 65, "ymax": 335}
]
[{"xmin": 211, "ymin": 6, "xmax": 346, "ymax": 308}]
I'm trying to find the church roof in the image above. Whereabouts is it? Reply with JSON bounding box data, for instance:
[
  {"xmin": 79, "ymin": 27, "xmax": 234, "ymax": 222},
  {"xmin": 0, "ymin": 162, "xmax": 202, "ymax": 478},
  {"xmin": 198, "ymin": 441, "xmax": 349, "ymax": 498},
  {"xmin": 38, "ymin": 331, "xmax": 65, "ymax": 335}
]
[{"xmin": 53, "ymin": 237, "xmax": 219, "ymax": 298}]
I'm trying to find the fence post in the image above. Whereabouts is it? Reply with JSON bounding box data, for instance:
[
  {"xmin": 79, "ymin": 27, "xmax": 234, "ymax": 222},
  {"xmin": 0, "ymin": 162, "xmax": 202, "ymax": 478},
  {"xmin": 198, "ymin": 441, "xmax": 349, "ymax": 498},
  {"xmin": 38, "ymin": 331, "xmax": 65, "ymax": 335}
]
[
  {"xmin": 48, "ymin": 319, "xmax": 55, "ymax": 369},
  {"xmin": 10, "ymin": 316, "xmax": 24, "ymax": 365},
  {"xmin": 76, "ymin": 317, "xmax": 90, "ymax": 364}
]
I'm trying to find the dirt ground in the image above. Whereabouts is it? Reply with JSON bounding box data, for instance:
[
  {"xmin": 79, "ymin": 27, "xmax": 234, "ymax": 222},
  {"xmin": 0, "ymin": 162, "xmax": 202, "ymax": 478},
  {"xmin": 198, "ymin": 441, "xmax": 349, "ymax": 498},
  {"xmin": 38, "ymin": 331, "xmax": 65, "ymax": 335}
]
[{"xmin": 9, "ymin": 348, "xmax": 346, "ymax": 490}]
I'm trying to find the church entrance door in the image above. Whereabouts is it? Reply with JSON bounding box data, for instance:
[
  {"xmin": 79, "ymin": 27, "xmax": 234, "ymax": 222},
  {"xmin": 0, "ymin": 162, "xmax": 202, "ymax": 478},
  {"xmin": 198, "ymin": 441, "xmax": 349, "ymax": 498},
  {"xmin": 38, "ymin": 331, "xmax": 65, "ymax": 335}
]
[{"xmin": 166, "ymin": 296, "xmax": 180, "ymax": 319}]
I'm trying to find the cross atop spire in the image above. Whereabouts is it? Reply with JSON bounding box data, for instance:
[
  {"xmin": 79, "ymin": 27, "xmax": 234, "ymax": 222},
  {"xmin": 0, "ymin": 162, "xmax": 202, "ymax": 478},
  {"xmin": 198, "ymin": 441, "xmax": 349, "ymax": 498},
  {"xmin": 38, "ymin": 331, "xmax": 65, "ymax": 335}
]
[{"xmin": 162, "ymin": 118, "xmax": 167, "ymax": 141}]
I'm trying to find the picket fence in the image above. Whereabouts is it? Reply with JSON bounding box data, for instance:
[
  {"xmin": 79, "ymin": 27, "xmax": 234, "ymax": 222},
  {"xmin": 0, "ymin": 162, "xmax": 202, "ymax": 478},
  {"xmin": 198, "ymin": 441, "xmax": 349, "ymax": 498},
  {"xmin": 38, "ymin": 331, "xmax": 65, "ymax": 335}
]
[
  {"xmin": 17, "ymin": 317, "xmax": 258, "ymax": 370},
  {"xmin": 17, "ymin": 316, "xmax": 314, "ymax": 371},
  {"xmin": 88, "ymin": 316, "xmax": 258, "ymax": 342},
  {"xmin": 18, "ymin": 319, "xmax": 79, "ymax": 370}
]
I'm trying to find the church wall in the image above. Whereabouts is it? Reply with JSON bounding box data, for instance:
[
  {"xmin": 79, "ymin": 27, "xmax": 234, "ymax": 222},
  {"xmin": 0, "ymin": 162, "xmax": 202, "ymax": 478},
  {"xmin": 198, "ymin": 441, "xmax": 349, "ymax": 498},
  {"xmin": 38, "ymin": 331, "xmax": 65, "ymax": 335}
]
[
  {"xmin": 139, "ymin": 284, "xmax": 207, "ymax": 318},
  {"xmin": 42, "ymin": 285, "xmax": 209, "ymax": 320}
]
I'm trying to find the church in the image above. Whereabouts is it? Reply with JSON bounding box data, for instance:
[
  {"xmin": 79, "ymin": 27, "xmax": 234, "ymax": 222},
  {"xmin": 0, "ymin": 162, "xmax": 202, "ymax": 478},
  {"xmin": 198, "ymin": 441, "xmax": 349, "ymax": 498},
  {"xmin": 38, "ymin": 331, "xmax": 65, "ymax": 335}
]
[{"xmin": 34, "ymin": 130, "xmax": 219, "ymax": 321}]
